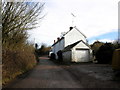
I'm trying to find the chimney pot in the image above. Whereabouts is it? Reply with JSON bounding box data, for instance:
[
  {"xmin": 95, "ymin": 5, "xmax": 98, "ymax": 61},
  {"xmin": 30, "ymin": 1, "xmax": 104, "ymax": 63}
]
[
  {"xmin": 57, "ymin": 37, "xmax": 60, "ymax": 41},
  {"xmin": 70, "ymin": 27, "xmax": 73, "ymax": 30}
]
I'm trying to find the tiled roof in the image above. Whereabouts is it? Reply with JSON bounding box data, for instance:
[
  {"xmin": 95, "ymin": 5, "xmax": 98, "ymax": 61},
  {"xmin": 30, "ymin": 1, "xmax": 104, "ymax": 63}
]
[
  {"xmin": 52, "ymin": 37, "xmax": 64, "ymax": 46},
  {"xmin": 62, "ymin": 40, "xmax": 90, "ymax": 52},
  {"xmin": 62, "ymin": 40, "xmax": 81, "ymax": 52}
]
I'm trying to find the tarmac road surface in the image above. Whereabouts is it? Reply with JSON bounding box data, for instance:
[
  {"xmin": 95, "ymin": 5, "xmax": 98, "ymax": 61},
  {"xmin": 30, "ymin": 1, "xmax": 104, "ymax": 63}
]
[
  {"xmin": 3, "ymin": 56, "xmax": 120, "ymax": 88},
  {"xmin": 4, "ymin": 56, "xmax": 82, "ymax": 88}
]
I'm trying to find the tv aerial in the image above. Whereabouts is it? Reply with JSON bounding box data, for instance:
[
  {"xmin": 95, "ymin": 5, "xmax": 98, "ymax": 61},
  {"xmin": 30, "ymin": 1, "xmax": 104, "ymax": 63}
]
[{"xmin": 71, "ymin": 13, "xmax": 76, "ymax": 27}]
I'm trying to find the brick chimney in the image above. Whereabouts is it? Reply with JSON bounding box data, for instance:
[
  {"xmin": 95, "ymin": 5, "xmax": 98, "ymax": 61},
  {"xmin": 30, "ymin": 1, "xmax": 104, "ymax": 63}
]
[{"xmin": 57, "ymin": 37, "xmax": 60, "ymax": 41}]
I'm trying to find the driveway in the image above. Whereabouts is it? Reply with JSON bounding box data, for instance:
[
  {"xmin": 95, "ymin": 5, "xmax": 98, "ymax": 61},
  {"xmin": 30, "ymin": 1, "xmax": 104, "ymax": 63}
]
[{"xmin": 3, "ymin": 56, "xmax": 120, "ymax": 88}]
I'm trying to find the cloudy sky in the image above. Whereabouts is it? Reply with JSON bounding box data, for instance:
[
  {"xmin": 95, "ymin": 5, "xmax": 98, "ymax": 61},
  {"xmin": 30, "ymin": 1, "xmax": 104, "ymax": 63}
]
[{"xmin": 28, "ymin": 0, "xmax": 119, "ymax": 46}]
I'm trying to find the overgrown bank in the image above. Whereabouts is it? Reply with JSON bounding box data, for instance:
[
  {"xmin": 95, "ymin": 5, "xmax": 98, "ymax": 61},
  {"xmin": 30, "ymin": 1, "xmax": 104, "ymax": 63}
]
[
  {"xmin": 2, "ymin": 45, "xmax": 37, "ymax": 85},
  {"xmin": 2, "ymin": 2, "xmax": 44, "ymax": 85}
]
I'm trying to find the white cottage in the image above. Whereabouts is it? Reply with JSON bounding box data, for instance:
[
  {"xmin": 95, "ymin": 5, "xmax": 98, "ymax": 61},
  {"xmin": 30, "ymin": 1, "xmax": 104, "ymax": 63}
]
[{"xmin": 51, "ymin": 26, "xmax": 92, "ymax": 62}]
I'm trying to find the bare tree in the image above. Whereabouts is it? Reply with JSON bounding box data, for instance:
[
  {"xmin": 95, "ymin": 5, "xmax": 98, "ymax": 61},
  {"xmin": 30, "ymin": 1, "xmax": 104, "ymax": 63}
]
[{"xmin": 2, "ymin": 1, "xmax": 45, "ymax": 48}]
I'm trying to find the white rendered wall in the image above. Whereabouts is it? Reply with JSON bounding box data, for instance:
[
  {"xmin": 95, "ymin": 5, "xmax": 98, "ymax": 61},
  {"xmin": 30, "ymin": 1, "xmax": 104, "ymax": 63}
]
[
  {"xmin": 64, "ymin": 28, "xmax": 87, "ymax": 47},
  {"xmin": 52, "ymin": 39, "xmax": 64, "ymax": 59}
]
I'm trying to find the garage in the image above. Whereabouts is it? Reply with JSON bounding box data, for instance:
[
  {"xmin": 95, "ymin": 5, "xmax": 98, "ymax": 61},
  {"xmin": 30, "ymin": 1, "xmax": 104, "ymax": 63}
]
[{"xmin": 62, "ymin": 40, "xmax": 92, "ymax": 63}]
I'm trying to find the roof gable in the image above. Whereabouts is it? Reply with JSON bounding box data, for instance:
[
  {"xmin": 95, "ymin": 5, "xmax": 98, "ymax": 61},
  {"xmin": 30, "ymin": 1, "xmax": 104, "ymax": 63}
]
[
  {"xmin": 62, "ymin": 40, "xmax": 81, "ymax": 52},
  {"xmin": 62, "ymin": 40, "xmax": 90, "ymax": 52},
  {"xmin": 63, "ymin": 26, "xmax": 86, "ymax": 38},
  {"xmin": 75, "ymin": 40, "xmax": 91, "ymax": 49}
]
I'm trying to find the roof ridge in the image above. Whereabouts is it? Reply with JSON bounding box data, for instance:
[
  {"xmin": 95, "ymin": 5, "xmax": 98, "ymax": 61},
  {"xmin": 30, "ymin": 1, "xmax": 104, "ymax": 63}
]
[{"xmin": 74, "ymin": 27, "xmax": 86, "ymax": 38}]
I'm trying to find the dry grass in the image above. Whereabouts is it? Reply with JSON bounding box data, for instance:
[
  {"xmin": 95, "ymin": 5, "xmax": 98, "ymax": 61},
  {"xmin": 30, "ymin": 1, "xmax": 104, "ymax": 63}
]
[{"xmin": 2, "ymin": 46, "xmax": 37, "ymax": 85}]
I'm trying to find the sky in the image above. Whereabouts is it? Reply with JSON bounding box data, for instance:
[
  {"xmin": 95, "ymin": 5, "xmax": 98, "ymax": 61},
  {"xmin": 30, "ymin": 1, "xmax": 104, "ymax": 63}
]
[{"xmin": 28, "ymin": 0, "xmax": 119, "ymax": 46}]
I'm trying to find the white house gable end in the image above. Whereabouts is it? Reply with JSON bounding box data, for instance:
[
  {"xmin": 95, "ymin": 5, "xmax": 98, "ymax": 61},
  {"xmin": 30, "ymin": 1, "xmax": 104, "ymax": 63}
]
[
  {"xmin": 64, "ymin": 28, "xmax": 86, "ymax": 47},
  {"xmin": 74, "ymin": 41, "xmax": 90, "ymax": 49}
]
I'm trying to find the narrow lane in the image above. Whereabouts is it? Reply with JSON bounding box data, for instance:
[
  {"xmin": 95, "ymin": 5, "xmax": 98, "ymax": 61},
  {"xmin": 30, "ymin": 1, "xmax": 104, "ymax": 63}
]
[
  {"xmin": 4, "ymin": 56, "xmax": 120, "ymax": 88},
  {"xmin": 4, "ymin": 56, "xmax": 82, "ymax": 88}
]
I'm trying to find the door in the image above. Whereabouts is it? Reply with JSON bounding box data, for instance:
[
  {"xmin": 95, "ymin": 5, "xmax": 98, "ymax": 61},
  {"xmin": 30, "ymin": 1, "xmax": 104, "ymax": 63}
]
[{"xmin": 75, "ymin": 49, "xmax": 90, "ymax": 62}]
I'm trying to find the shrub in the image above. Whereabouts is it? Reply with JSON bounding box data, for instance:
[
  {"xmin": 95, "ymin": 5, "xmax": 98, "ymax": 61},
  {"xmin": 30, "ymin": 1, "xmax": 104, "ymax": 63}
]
[
  {"xmin": 2, "ymin": 45, "xmax": 36, "ymax": 85},
  {"xmin": 96, "ymin": 43, "xmax": 115, "ymax": 64},
  {"xmin": 90, "ymin": 41, "xmax": 104, "ymax": 57},
  {"xmin": 50, "ymin": 53, "xmax": 56, "ymax": 60},
  {"xmin": 57, "ymin": 50, "xmax": 63, "ymax": 62},
  {"xmin": 37, "ymin": 44, "xmax": 51, "ymax": 56}
]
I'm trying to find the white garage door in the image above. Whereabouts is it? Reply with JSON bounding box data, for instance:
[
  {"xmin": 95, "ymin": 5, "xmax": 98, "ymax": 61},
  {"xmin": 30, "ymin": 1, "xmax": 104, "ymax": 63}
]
[{"xmin": 75, "ymin": 49, "xmax": 90, "ymax": 62}]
